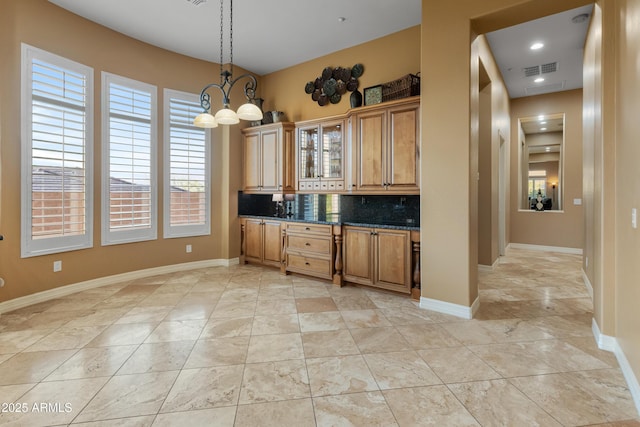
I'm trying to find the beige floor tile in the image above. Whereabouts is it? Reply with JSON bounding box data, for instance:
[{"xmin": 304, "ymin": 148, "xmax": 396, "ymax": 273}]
[
  {"xmin": 378, "ymin": 308, "xmax": 433, "ymax": 325},
  {"xmin": 160, "ymin": 365, "xmax": 243, "ymax": 412},
  {"xmin": 396, "ymin": 324, "xmax": 462, "ymax": 349},
  {"xmin": 364, "ymin": 351, "xmax": 441, "ymax": 389},
  {"xmin": 350, "ymin": 327, "xmax": 412, "ymax": 353},
  {"xmin": 448, "ymin": 379, "xmax": 562, "ymax": 426},
  {"xmin": 46, "ymin": 345, "xmax": 138, "ymax": 381},
  {"xmin": 183, "ymin": 336, "xmax": 249, "ymax": 368},
  {"xmin": 298, "ymin": 312, "xmax": 347, "ymax": 332},
  {"xmin": 143, "ymin": 320, "xmax": 206, "ymax": 343},
  {"xmin": 0, "ymin": 350, "xmax": 77, "ymax": 385},
  {"xmin": 246, "ymin": 333, "xmax": 304, "ymax": 363},
  {"xmin": 306, "ymin": 355, "xmax": 378, "ymax": 397},
  {"xmin": 179, "ymin": 291, "xmax": 222, "ymax": 305},
  {"xmin": 163, "ymin": 303, "xmax": 215, "ymax": 321},
  {"xmin": 251, "ymin": 314, "xmax": 300, "ymax": 335},
  {"xmin": 418, "ymin": 346, "xmax": 502, "ymax": 383},
  {"xmin": 332, "ymin": 295, "xmax": 378, "ymax": 311},
  {"xmin": 293, "ymin": 285, "xmax": 331, "ymax": 299},
  {"xmin": 117, "ymin": 341, "xmax": 194, "ymax": 374},
  {"xmin": 136, "ymin": 293, "xmax": 185, "ymax": 308},
  {"xmin": 383, "ymin": 385, "xmax": 480, "ymax": 426},
  {"xmin": 439, "ymin": 318, "xmax": 555, "ymax": 345},
  {"xmin": 0, "ymin": 383, "xmax": 35, "ymax": 403},
  {"xmin": 340, "ymin": 309, "xmax": 392, "ymax": 329},
  {"xmin": 295, "ymin": 297, "xmax": 338, "ymax": 313},
  {"xmin": 257, "ymin": 287, "xmax": 295, "ymax": 302},
  {"xmin": 562, "ymin": 336, "xmax": 619, "ymax": 366},
  {"xmin": 527, "ymin": 314, "xmax": 594, "ymax": 338},
  {"xmin": 0, "ymin": 378, "xmax": 107, "ymax": 426},
  {"xmin": 512, "ymin": 370, "xmax": 639, "ymax": 425},
  {"xmin": 235, "ymin": 398, "xmax": 315, "ymax": 427},
  {"xmin": 302, "ymin": 330, "xmax": 360, "ymax": 358},
  {"xmin": 0, "ymin": 329, "xmax": 52, "ymax": 354},
  {"xmin": 76, "ymin": 371, "xmax": 178, "ymax": 422},
  {"xmin": 239, "ymin": 359, "xmax": 310, "ymax": 404},
  {"xmin": 199, "ymin": 316, "xmax": 252, "ymax": 339},
  {"xmin": 254, "ymin": 298, "xmax": 297, "ymax": 315},
  {"xmin": 115, "ymin": 306, "xmax": 172, "ymax": 324},
  {"xmin": 468, "ymin": 339, "xmax": 611, "ymax": 377},
  {"xmin": 24, "ymin": 325, "xmax": 107, "ymax": 352},
  {"xmin": 313, "ymin": 391, "xmax": 399, "ymax": 427},
  {"xmin": 152, "ymin": 407, "xmax": 236, "ymax": 427},
  {"xmin": 210, "ymin": 300, "xmax": 257, "ymax": 318},
  {"xmin": 86, "ymin": 323, "xmax": 158, "ymax": 347},
  {"xmin": 4, "ymin": 310, "xmax": 85, "ymax": 331}
]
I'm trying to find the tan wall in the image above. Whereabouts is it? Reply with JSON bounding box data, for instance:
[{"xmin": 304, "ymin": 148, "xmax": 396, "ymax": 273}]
[
  {"xmin": 613, "ymin": 0, "xmax": 640, "ymax": 384},
  {"xmin": 260, "ymin": 26, "xmax": 421, "ymax": 123},
  {"xmin": 0, "ymin": 0, "xmax": 248, "ymax": 303},
  {"xmin": 509, "ymin": 90, "xmax": 583, "ymax": 248}
]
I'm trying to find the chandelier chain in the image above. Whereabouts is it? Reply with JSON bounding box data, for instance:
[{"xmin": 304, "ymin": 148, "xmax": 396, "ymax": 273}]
[
  {"xmin": 219, "ymin": 0, "xmax": 223, "ymax": 84},
  {"xmin": 230, "ymin": 0, "xmax": 233, "ymax": 77}
]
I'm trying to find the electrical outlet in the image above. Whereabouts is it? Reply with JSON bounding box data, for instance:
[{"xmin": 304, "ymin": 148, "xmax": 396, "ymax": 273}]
[
  {"xmin": 53, "ymin": 260, "xmax": 62, "ymax": 272},
  {"xmin": 186, "ymin": 244, "xmax": 192, "ymax": 253},
  {"xmin": 632, "ymin": 208, "xmax": 637, "ymax": 229}
]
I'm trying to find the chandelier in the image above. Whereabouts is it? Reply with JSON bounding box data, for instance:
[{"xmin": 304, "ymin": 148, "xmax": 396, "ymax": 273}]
[{"xmin": 193, "ymin": 0, "xmax": 263, "ymax": 127}]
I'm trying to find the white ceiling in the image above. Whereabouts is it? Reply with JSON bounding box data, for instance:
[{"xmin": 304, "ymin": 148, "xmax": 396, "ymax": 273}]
[{"xmin": 48, "ymin": 1, "xmax": 592, "ymax": 97}]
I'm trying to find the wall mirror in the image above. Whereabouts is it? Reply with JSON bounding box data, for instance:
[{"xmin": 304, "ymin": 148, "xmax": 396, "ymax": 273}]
[{"xmin": 518, "ymin": 113, "xmax": 564, "ymax": 211}]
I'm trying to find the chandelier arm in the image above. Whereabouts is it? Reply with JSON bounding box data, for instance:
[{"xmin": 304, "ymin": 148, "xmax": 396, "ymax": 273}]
[
  {"xmin": 199, "ymin": 83, "xmax": 228, "ymax": 111},
  {"xmin": 225, "ymin": 73, "xmax": 259, "ymax": 103}
]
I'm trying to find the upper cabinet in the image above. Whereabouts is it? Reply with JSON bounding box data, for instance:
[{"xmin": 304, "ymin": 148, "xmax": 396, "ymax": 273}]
[
  {"xmin": 352, "ymin": 97, "xmax": 420, "ymax": 194},
  {"xmin": 242, "ymin": 122, "xmax": 295, "ymax": 193},
  {"xmin": 296, "ymin": 118, "xmax": 346, "ymax": 192}
]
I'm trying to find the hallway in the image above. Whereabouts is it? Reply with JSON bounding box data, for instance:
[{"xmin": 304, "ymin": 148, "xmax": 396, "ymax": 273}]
[{"xmin": 0, "ymin": 248, "xmax": 637, "ymax": 426}]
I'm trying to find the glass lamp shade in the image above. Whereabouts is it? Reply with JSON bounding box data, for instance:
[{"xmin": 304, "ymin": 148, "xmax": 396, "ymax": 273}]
[
  {"xmin": 214, "ymin": 108, "xmax": 240, "ymax": 125},
  {"xmin": 193, "ymin": 112, "xmax": 218, "ymax": 128},
  {"xmin": 237, "ymin": 102, "xmax": 264, "ymax": 121}
]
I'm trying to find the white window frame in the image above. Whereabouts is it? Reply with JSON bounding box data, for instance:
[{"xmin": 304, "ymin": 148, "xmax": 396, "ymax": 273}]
[
  {"xmin": 101, "ymin": 72, "xmax": 157, "ymax": 245},
  {"xmin": 163, "ymin": 89, "xmax": 211, "ymax": 238},
  {"xmin": 21, "ymin": 44, "xmax": 94, "ymax": 258}
]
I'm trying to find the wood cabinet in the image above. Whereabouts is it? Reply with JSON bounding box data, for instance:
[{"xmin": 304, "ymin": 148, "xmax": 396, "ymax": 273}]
[
  {"xmin": 352, "ymin": 97, "xmax": 420, "ymax": 193},
  {"xmin": 240, "ymin": 218, "xmax": 283, "ymax": 268},
  {"xmin": 285, "ymin": 222, "xmax": 335, "ymax": 280},
  {"xmin": 296, "ymin": 118, "xmax": 346, "ymax": 192},
  {"xmin": 242, "ymin": 122, "xmax": 295, "ymax": 193},
  {"xmin": 342, "ymin": 225, "xmax": 412, "ymax": 294}
]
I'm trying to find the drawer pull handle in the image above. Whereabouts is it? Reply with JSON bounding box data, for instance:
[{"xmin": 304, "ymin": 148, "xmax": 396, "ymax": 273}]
[
  {"xmin": 305, "ymin": 242, "xmax": 311, "ymax": 246},
  {"xmin": 305, "ymin": 262, "xmax": 310, "ymax": 265},
  {"xmin": 305, "ymin": 227, "xmax": 311, "ymax": 231}
]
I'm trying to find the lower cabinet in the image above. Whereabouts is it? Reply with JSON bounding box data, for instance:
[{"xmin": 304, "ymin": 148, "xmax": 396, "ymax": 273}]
[
  {"xmin": 285, "ymin": 222, "xmax": 334, "ymax": 280},
  {"xmin": 241, "ymin": 218, "xmax": 283, "ymax": 268},
  {"xmin": 342, "ymin": 225, "xmax": 412, "ymax": 294}
]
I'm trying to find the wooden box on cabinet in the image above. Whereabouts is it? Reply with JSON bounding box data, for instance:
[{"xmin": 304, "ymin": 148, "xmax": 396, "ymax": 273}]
[
  {"xmin": 296, "ymin": 118, "xmax": 346, "ymax": 192},
  {"xmin": 242, "ymin": 122, "xmax": 295, "ymax": 193},
  {"xmin": 342, "ymin": 225, "xmax": 412, "ymax": 294},
  {"xmin": 240, "ymin": 218, "xmax": 283, "ymax": 268},
  {"xmin": 352, "ymin": 97, "xmax": 420, "ymax": 193}
]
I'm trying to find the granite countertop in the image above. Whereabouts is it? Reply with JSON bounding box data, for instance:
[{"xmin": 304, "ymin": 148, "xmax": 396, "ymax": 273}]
[{"xmin": 239, "ymin": 214, "xmax": 420, "ymax": 231}]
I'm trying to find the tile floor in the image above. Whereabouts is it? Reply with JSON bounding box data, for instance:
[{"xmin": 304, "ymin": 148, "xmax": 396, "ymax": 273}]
[{"xmin": 0, "ymin": 248, "xmax": 638, "ymax": 426}]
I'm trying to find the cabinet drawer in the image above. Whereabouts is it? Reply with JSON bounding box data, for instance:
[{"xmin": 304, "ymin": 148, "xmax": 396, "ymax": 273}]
[
  {"xmin": 287, "ymin": 235, "xmax": 331, "ymax": 254},
  {"xmin": 287, "ymin": 254, "xmax": 332, "ymax": 276},
  {"xmin": 286, "ymin": 222, "xmax": 332, "ymax": 235}
]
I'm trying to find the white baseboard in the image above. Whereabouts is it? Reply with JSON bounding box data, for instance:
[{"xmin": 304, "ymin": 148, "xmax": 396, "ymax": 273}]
[
  {"xmin": 508, "ymin": 243, "xmax": 583, "ymax": 255},
  {"xmin": 0, "ymin": 258, "xmax": 237, "ymax": 315},
  {"xmin": 592, "ymin": 318, "xmax": 640, "ymax": 416},
  {"xmin": 420, "ymin": 296, "xmax": 479, "ymax": 320},
  {"xmin": 582, "ymin": 270, "xmax": 594, "ymax": 300}
]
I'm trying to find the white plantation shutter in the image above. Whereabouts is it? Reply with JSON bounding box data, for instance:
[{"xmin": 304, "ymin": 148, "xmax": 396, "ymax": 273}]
[
  {"xmin": 163, "ymin": 89, "xmax": 210, "ymax": 238},
  {"xmin": 21, "ymin": 44, "xmax": 94, "ymax": 257},
  {"xmin": 102, "ymin": 73, "xmax": 157, "ymax": 245}
]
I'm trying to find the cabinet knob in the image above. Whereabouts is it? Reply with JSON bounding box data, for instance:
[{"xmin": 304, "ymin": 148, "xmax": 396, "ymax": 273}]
[
  {"xmin": 305, "ymin": 242, "xmax": 311, "ymax": 246},
  {"xmin": 305, "ymin": 262, "xmax": 310, "ymax": 265},
  {"xmin": 305, "ymin": 227, "xmax": 311, "ymax": 231}
]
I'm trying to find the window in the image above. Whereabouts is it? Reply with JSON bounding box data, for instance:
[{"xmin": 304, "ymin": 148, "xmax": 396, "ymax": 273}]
[
  {"xmin": 21, "ymin": 44, "xmax": 93, "ymax": 257},
  {"xmin": 528, "ymin": 170, "xmax": 547, "ymax": 200},
  {"xmin": 102, "ymin": 73, "xmax": 157, "ymax": 245},
  {"xmin": 163, "ymin": 89, "xmax": 211, "ymax": 238}
]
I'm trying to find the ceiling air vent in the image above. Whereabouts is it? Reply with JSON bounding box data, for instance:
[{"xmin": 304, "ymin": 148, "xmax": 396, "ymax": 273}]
[
  {"xmin": 523, "ymin": 65, "xmax": 540, "ymax": 77},
  {"xmin": 541, "ymin": 62, "xmax": 558, "ymax": 74},
  {"xmin": 185, "ymin": 0, "xmax": 207, "ymax": 5}
]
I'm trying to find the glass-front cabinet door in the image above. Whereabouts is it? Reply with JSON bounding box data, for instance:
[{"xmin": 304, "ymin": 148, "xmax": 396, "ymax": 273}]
[{"xmin": 296, "ymin": 119, "xmax": 345, "ymax": 192}]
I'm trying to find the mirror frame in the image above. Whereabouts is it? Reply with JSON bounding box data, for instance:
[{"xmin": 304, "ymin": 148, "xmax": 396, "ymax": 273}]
[{"xmin": 517, "ymin": 112, "xmax": 565, "ymax": 212}]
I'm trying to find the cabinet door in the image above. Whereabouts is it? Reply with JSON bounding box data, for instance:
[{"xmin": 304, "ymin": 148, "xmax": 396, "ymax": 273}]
[
  {"xmin": 375, "ymin": 229, "xmax": 411, "ymax": 293},
  {"xmin": 355, "ymin": 110, "xmax": 386, "ymax": 191},
  {"xmin": 343, "ymin": 226, "xmax": 373, "ymax": 285},
  {"xmin": 243, "ymin": 133, "xmax": 261, "ymax": 191},
  {"xmin": 261, "ymin": 129, "xmax": 280, "ymax": 192},
  {"xmin": 299, "ymin": 126, "xmax": 318, "ymax": 180},
  {"xmin": 244, "ymin": 219, "xmax": 263, "ymax": 262},
  {"xmin": 388, "ymin": 104, "xmax": 419, "ymax": 191},
  {"xmin": 262, "ymin": 220, "xmax": 282, "ymax": 267},
  {"xmin": 320, "ymin": 121, "xmax": 344, "ymax": 180}
]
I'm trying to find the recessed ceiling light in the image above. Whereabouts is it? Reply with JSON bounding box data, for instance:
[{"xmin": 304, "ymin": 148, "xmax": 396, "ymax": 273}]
[
  {"xmin": 540, "ymin": 121, "xmax": 547, "ymax": 124},
  {"xmin": 572, "ymin": 13, "xmax": 590, "ymax": 24},
  {"xmin": 541, "ymin": 127, "xmax": 547, "ymax": 131},
  {"xmin": 534, "ymin": 77, "xmax": 545, "ymax": 83},
  {"xmin": 530, "ymin": 42, "xmax": 544, "ymax": 50},
  {"xmin": 545, "ymin": 147, "xmax": 551, "ymax": 151},
  {"xmin": 538, "ymin": 115, "xmax": 545, "ymax": 120}
]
